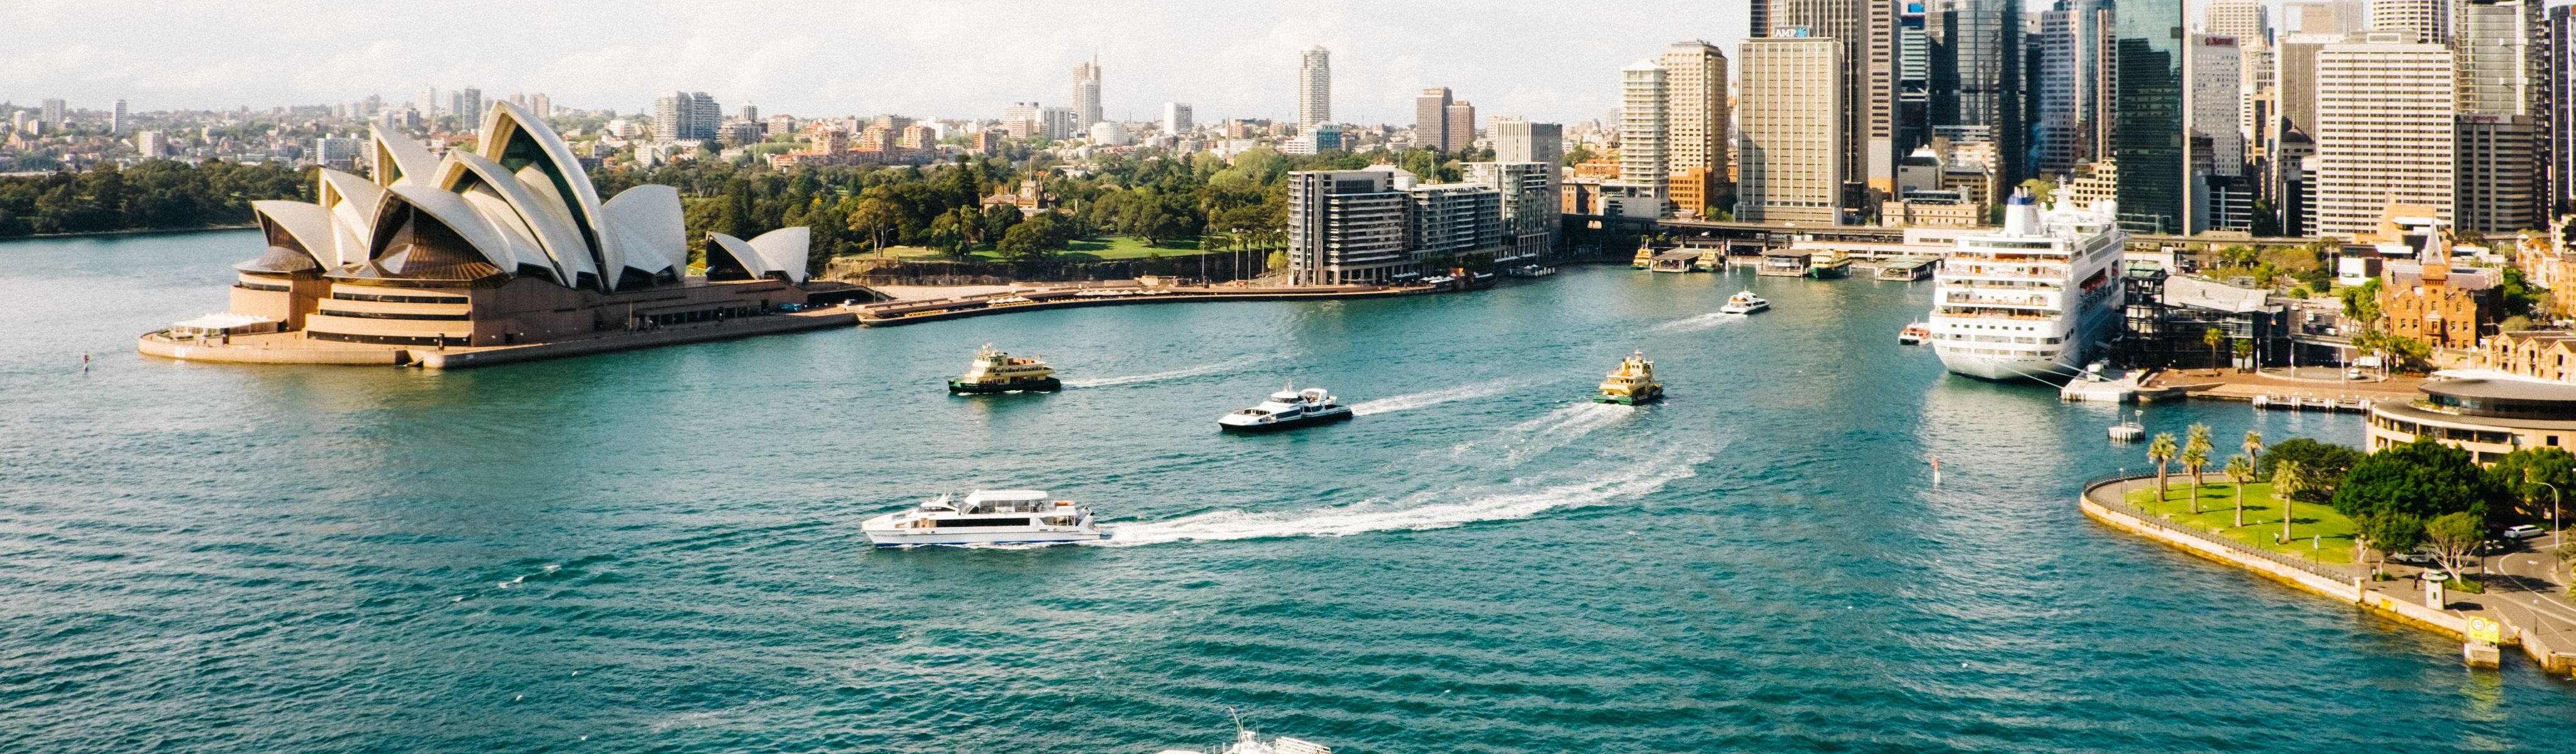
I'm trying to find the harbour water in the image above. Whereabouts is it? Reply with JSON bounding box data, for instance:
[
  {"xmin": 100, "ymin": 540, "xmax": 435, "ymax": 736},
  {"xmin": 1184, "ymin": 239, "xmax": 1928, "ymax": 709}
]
[{"xmin": 5, "ymin": 231, "xmax": 2573, "ymax": 752}]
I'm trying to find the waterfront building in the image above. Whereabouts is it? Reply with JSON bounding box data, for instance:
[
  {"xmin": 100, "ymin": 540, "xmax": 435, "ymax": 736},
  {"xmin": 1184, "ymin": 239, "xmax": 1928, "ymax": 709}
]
[
  {"xmin": 2035, "ymin": 0, "xmax": 2114, "ymax": 174},
  {"xmin": 1298, "ymin": 46, "xmax": 1332, "ymax": 134},
  {"xmin": 1736, "ymin": 36, "xmax": 1845, "ymax": 224},
  {"xmin": 2113, "ymin": 0, "xmax": 2189, "ymax": 233},
  {"xmin": 1072, "ymin": 58, "xmax": 1103, "ymax": 128},
  {"xmin": 148, "ymin": 102, "xmax": 817, "ymax": 363},
  {"xmin": 1660, "ymin": 40, "xmax": 1732, "ymax": 217},
  {"xmin": 1466, "ymin": 161, "xmax": 1555, "ymax": 262},
  {"xmin": 1163, "ymin": 102, "xmax": 1192, "ymax": 135},
  {"xmin": 2377, "ymin": 229, "xmax": 2497, "ymax": 349},
  {"xmin": 1927, "ymin": 189, "xmax": 2127, "ymax": 380},
  {"xmin": 2365, "ymin": 378, "xmax": 2576, "ymax": 461},
  {"xmin": 2367, "ymin": 0, "xmax": 2445, "ymax": 41},
  {"xmin": 2313, "ymin": 35, "xmax": 2455, "ymax": 237},
  {"xmin": 654, "ymin": 91, "xmax": 720, "ymax": 142},
  {"xmin": 1287, "ymin": 168, "xmax": 1412, "ymax": 285},
  {"xmin": 2453, "ymin": 0, "xmax": 2545, "ymax": 234},
  {"xmin": 1618, "ymin": 60, "xmax": 1670, "ymax": 217},
  {"xmin": 2114, "ymin": 270, "xmax": 2289, "ymax": 369},
  {"xmin": 1406, "ymin": 181, "xmax": 1504, "ymax": 260}
]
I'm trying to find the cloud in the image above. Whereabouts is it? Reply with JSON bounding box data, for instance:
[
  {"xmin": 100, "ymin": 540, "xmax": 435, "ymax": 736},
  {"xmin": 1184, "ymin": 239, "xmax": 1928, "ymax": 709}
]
[{"xmin": 0, "ymin": 0, "xmax": 1751, "ymax": 126}]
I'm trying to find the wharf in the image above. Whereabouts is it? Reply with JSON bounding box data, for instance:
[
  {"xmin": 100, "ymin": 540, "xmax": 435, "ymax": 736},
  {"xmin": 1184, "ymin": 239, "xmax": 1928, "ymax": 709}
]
[
  {"xmin": 2143, "ymin": 366, "xmax": 2423, "ymax": 406},
  {"xmin": 2059, "ymin": 368, "xmax": 2185, "ymax": 403},
  {"xmin": 2083, "ymin": 476, "xmax": 2576, "ymax": 677},
  {"xmin": 854, "ymin": 281, "xmax": 1433, "ymax": 327}
]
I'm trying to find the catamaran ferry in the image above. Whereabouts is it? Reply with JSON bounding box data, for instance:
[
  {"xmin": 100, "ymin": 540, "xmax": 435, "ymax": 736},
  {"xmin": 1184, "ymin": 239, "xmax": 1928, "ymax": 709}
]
[
  {"xmin": 860, "ymin": 490, "xmax": 1108, "ymax": 546},
  {"xmin": 1927, "ymin": 188, "xmax": 2126, "ymax": 381}
]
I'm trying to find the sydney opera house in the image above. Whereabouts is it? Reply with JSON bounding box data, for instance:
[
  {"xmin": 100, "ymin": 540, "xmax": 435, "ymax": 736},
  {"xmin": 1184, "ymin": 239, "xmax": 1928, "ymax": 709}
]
[{"xmin": 140, "ymin": 102, "xmax": 853, "ymax": 367}]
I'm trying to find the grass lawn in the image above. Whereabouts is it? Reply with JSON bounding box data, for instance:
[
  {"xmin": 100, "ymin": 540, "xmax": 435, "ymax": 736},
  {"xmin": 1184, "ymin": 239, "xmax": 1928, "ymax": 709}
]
[
  {"xmin": 857, "ymin": 236, "xmax": 1204, "ymax": 263},
  {"xmin": 2124, "ymin": 480, "xmax": 2360, "ymax": 565}
]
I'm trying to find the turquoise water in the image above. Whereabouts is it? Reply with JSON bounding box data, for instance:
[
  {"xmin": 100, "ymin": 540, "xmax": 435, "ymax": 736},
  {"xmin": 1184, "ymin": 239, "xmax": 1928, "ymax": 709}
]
[{"xmin": 4, "ymin": 231, "xmax": 2572, "ymax": 752}]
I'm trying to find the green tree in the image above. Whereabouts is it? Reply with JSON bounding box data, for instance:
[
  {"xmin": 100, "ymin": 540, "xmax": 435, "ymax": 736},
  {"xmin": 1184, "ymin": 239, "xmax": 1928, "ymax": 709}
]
[
  {"xmin": 2330, "ymin": 438, "xmax": 2501, "ymax": 523},
  {"xmin": 2182, "ymin": 424, "xmax": 2214, "ymax": 513},
  {"xmin": 2147, "ymin": 432, "xmax": 2179, "ymax": 503},
  {"xmin": 2224, "ymin": 454, "xmax": 2255, "ymax": 527},
  {"xmin": 847, "ymin": 195, "xmax": 904, "ymax": 256},
  {"xmin": 2232, "ymin": 339, "xmax": 2254, "ymax": 371},
  {"xmin": 2338, "ymin": 280, "xmax": 2384, "ymax": 324},
  {"xmin": 2489, "ymin": 447, "xmax": 2576, "ymax": 520},
  {"xmin": 2425, "ymin": 511, "xmax": 2485, "ymax": 581},
  {"xmin": 2203, "ymin": 327, "xmax": 2227, "ymax": 371},
  {"xmin": 2241, "ymin": 430, "xmax": 2264, "ymax": 469},
  {"xmin": 2357, "ymin": 511, "xmax": 2426, "ymax": 576},
  {"xmin": 2257, "ymin": 437, "xmax": 2362, "ymax": 500}
]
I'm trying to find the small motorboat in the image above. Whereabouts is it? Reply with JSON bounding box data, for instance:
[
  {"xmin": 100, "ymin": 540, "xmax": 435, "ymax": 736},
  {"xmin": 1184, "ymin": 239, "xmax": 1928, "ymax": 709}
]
[
  {"xmin": 1218, "ymin": 385, "xmax": 1354, "ymax": 432},
  {"xmin": 1718, "ymin": 291, "xmax": 1770, "ymax": 315},
  {"xmin": 1898, "ymin": 322, "xmax": 1930, "ymax": 344},
  {"xmin": 861, "ymin": 490, "xmax": 1109, "ymax": 546},
  {"xmin": 1593, "ymin": 351, "xmax": 1664, "ymax": 405}
]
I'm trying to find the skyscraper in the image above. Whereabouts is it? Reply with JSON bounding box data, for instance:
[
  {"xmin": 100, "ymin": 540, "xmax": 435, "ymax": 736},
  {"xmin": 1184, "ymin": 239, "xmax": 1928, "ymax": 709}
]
[
  {"xmin": 1661, "ymin": 40, "xmax": 1733, "ymax": 217},
  {"xmin": 1758, "ymin": 0, "xmax": 1896, "ymax": 197},
  {"xmin": 2369, "ymin": 0, "xmax": 2446, "ymax": 41},
  {"xmin": 2313, "ymin": 33, "xmax": 2456, "ymax": 236},
  {"xmin": 1164, "ymin": 102, "xmax": 1192, "ymax": 135},
  {"xmin": 453, "ymin": 87, "xmax": 483, "ymax": 128},
  {"xmin": 2283, "ymin": 0, "xmax": 2369, "ymax": 34},
  {"xmin": 2113, "ymin": 0, "xmax": 2189, "ymax": 232},
  {"xmin": 2191, "ymin": 34, "xmax": 2246, "ymax": 179},
  {"xmin": 2034, "ymin": 0, "xmax": 2114, "ymax": 174},
  {"xmin": 1072, "ymin": 59, "xmax": 1103, "ymax": 128},
  {"xmin": 1444, "ymin": 101, "xmax": 1477, "ymax": 153},
  {"xmin": 1931, "ymin": 0, "xmax": 2024, "ymax": 183},
  {"xmin": 2206, "ymin": 0, "xmax": 2272, "ymax": 43},
  {"xmin": 1736, "ymin": 36, "xmax": 1847, "ymax": 224},
  {"xmin": 110, "ymin": 99, "xmax": 128, "ymax": 134},
  {"xmin": 654, "ymin": 91, "xmax": 720, "ymax": 141},
  {"xmin": 41, "ymin": 98, "xmax": 65, "ymax": 125},
  {"xmin": 1619, "ymin": 60, "xmax": 1671, "ymax": 215},
  {"xmin": 416, "ymin": 86, "xmax": 438, "ymax": 118},
  {"xmin": 2551, "ymin": 4, "xmax": 2576, "ymax": 212},
  {"xmin": 1298, "ymin": 46, "xmax": 1333, "ymax": 133},
  {"xmin": 1416, "ymin": 87, "xmax": 1454, "ymax": 151},
  {"xmin": 1492, "ymin": 118, "xmax": 1565, "ymax": 244},
  {"xmin": 2453, "ymin": 0, "xmax": 2545, "ymax": 232}
]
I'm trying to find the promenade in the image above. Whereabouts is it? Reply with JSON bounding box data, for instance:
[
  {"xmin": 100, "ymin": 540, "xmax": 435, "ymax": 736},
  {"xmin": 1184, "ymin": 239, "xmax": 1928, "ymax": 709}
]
[
  {"xmin": 2083, "ymin": 474, "xmax": 2576, "ymax": 675},
  {"xmin": 851, "ymin": 280, "xmax": 1434, "ymax": 326},
  {"xmin": 2143, "ymin": 366, "xmax": 2426, "ymax": 404}
]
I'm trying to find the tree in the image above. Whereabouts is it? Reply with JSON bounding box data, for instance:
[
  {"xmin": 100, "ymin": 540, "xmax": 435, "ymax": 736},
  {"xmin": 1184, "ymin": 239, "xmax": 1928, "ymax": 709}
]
[
  {"xmin": 2182, "ymin": 424, "xmax": 2213, "ymax": 513},
  {"xmin": 2257, "ymin": 437, "xmax": 2360, "ymax": 500},
  {"xmin": 2147, "ymin": 432, "xmax": 2179, "ymax": 504},
  {"xmin": 2274, "ymin": 459, "xmax": 2308, "ymax": 542},
  {"xmin": 2425, "ymin": 511, "xmax": 2485, "ymax": 581},
  {"xmin": 2487, "ymin": 447, "xmax": 2575, "ymax": 520},
  {"xmin": 2338, "ymin": 279, "xmax": 2384, "ymax": 324},
  {"xmin": 2232, "ymin": 339, "xmax": 2254, "ymax": 371},
  {"xmin": 2357, "ymin": 511, "xmax": 2427, "ymax": 576},
  {"xmin": 2203, "ymin": 327, "xmax": 2227, "ymax": 371},
  {"xmin": 2241, "ymin": 430, "xmax": 2264, "ymax": 470},
  {"xmin": 2330, "ymin": 437, "xmax": 2500, "ymax": 524},
  {"xmin": 847, "ymin": 195, "xmax": 904, "ymax": 256},
  {"xmin": 2224, "ymin": 454, "xmax": 2256, "ymax": 527}
]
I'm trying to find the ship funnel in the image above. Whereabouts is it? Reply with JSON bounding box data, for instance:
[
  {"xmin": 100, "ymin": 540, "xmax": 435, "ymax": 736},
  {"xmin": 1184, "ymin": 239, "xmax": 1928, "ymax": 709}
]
[{"xmin": 2001, "ymin": 186, "xmax": 2042, "ymax": 236}]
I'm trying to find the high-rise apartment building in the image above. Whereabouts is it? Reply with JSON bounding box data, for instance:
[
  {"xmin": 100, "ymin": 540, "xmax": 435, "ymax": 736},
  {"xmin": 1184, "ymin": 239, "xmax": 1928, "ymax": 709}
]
[
  {"xmin": 1736, "ymin": 37, "xmax": 1846, "ymax": 224},
  {"xmin": 1072, "ymin": 59, "xmax": 1103, "ymax": 128},
  {"xmin": 2313, "ymin": 34, "xmax": 2456, "ymax": 236},
  {"xmin": 2113, "ymin": 0, "xmax": 2190, "ymax": 232},
  {"xmin": 1660, "ymin": 40, "xmax": 1733, "ymax": 217},
  {"xmin": 1466, "ymin": 161, "xmax": 1557, "ymax": 261},
  {"xmin": 1406, "ymin": 182, "xmax": 1504, "ymax": 259},
  {"xmin": 2035, "ymin": 0, "xmax": 2115, "ymax": 174},
  {"xmin": 40, "ymin": 98, "xmax": 65, "ymax": 125},
  {"xmin": 456, "ymin": 87, "xmax": 484, "ymax": 126},
  {"xmin": 1298, "ymin": 46, "xmax": 1333, "ymax": 133},
  {"xmin": 529, "ymin": 93, "xmax": 552, "ymax": 119},
  {"xmin": 1618, "ymin": 60, "xmax": 1671, "ymax": 215},
  {"xmin": 415, "ymin": 87, "xmax": 438, "ymax": 119},
  {"xmin": 2191, "ymin": 35, "xmax": 2247, "ymax": 178},
  {"xmin": 2207, "ymin": 0, "xmax": 2272, "ymax": 43},
  {"xmin": 2369, "ymin": 0, "xmax": 2446, "ymax": 41},
  {"xmin": 2551, "ymin": 5, "xmax": 2576, "ymax": 211},
  {"xmin": 1287, "ymin": 168, "xmax": 1413, "ymax": 285},
  {"xmin": 1492, "ymin": 119, "xmax": 1565, "ymax": 243},
  {"xmin": 1164, "ymin": 102, "xmax": 1192, "ymax": 135},
  {"xmin": 1416, "ymin": 87, "xmax": 1454, "ymax": 151},
  {"xmin": 1445, "ymin": 101, "xmax": 1476, "ymax": 153},
  {"xmin": 654, "ymin": 91, "xmax": 720, "ymax": 141},
  {"xmin": 1040, "ymin": 107, "xmax": 1078, "ymax": 140},
  {"xmin": 2453, "ymin": 0, "xmax": 2545, "ymax": 232},
  {"xmin": 109, "ymin": 99, "xmax": 128, "ymax": 134},
  {"xmin": 134, "ymin": 130, "xmax": 165, "ymax": 158}
]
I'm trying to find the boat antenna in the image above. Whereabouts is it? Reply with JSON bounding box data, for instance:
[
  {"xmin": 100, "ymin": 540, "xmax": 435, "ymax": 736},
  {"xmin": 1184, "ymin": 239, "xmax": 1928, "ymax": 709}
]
[{"xmin": 1229, "ymin": 706, "xmax": 1245, "ymax": 738}]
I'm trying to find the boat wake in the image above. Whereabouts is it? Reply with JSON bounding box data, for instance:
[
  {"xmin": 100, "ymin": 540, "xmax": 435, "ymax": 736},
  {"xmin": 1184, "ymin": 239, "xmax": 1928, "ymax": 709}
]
[
  {"xmin": 1099, "ymin": 454, "xmax": 1707, "ymax": 546},
  {"xmin": 1065, "ymin": 354, "xmax": 1280, "ymax": 388},
  {"xmin": 1652, "ymin": 311, "xmax": 1748, "ymax": 332},
  {"xmin": 1452, "ymin": 402, "xmax": 1634, "ymax": 465},
  {"xmin": 1348, "ymin": 379, "xmax": 1518, "ymax": 417}
]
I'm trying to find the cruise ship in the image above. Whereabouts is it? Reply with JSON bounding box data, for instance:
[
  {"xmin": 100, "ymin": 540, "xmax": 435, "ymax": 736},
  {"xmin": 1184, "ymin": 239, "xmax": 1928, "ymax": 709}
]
[{"xmin": 1928, "ymin": 189, "xmax": 2126, "ymax": 381}]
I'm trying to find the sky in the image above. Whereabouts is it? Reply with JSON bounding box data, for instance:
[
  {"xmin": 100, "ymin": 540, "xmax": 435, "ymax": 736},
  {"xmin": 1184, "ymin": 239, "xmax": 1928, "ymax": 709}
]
[{"xmin": 1, "ymin": 0, "xmax": 1759, "ymax": 126}]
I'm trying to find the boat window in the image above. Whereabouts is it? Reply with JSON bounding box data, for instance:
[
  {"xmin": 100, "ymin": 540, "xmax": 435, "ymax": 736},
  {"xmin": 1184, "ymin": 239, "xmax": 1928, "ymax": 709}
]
[{"xmin": 934, "ymin": 517, "xmax": 1032, "ymax": 528}]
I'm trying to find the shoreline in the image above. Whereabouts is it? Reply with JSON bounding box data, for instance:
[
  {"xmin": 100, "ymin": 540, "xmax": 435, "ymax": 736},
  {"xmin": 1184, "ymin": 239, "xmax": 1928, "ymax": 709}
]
[
  {"xmin": 0, "ymin": 224, "xmax": 256, "ymax": 243},
  {"xmin": 2080, "ymin": 474, "xmax": 2575, "ymax": 677}
]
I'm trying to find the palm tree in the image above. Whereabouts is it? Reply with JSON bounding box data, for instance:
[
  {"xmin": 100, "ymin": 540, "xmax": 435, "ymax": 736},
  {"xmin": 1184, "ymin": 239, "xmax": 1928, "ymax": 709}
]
[
  {"xmin": 2232, "ymin": 339, "xmax": 2254, "ymax": 372},
  {"xmin": 2147, "ymin": 432, "xmax": 2179, "ymax": 508},
  {"xmin": 2241, "ymin": 430, "xmax": 2263, "ymax": 469},
  {"xmin": 2182, "ymin": 424, "xmax": 2213, "ymax": 513},
  {"xmin": 2224, "ymin": 454, "xmax": 2255, "ymax": 527},
  {"xmin": 2273, "ymin": 459, "xmax": 2308, "ymax": 543},
  {"xmin": 2204, "ymin": 327, "xmax": 2227, "ymax": 372}
]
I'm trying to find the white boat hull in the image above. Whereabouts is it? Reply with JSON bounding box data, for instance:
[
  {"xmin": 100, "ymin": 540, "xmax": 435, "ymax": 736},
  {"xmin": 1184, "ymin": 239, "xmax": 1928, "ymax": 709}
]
[
  {"xmin": 861, "ymin": 525, "xmax": 1109, "ymax": 547},
  {"xmin": 1933, "ymin": 345, "xmax": 2078, "ymax": 381}
]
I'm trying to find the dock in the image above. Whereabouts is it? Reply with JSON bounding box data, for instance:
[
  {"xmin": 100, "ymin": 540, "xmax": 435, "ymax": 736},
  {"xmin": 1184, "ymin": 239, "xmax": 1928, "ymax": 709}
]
[
  {"xmin": 1875, "ymin": 255, "xmax": 1938, "ymax": 281},
  {"xmin": 2060, "ymin": 368, "xmax": 2186, "ymax": 403}
]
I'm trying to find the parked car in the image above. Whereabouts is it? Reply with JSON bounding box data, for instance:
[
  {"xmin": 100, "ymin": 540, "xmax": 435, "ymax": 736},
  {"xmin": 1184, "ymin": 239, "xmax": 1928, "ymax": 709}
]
[
  {"xmin": 2387, "ymin": 552, "xmax": 2438, "ymax": 566},
  {"xmin": 2502, "ymin": 524, "xmax": 2547, "ymax": 540}
]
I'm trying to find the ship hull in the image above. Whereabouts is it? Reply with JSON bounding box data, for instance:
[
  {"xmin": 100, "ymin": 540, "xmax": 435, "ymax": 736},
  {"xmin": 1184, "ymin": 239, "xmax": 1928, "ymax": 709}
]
[
  {"xmin": 1218, "ymin": 407, "xmax": 1354, "ymax": 433},
  {"xmin": 1594, "ymin": 386, "xmax": 1663, "ymax": 405},
  {"xmin": 949, "ymin": 377, "xmax": 1062, "ymax": 393},
  {"xmin": 863, "ymin": 529, "xmax": 1109, "ymax": 547}
]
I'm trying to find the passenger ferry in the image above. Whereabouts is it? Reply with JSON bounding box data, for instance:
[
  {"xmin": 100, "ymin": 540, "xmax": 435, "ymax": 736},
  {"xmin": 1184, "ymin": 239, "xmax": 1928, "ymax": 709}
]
[
  {"xmin": 1898, "ymin": 322, "xmax": 1930, "ymax": 344},
  {"xmin": 948, "ymin": 344, "xmax": 1061, "ymax": 393},
  {"xmin": 1928, "ymin": 188, "xmax": 2126, "ymax": 381},
  {"xmin": 1719, "ymin": 291, "xmax": 1770, "ymax": 314},
  {"xmin": 1593, "ymin": 351, "xmax": 1664, "ymax": 405},
  {"xmin": 1218, "ymin": 385, "xmax": 1354, "ymax": 432},
  {"xmin": 860, "ymin": 489, "xmax": 1109, "ymax": 546},
  {"xmin": 1805, "ymin": 251, "xmax": 1852, "ymax": 278},
  {"xmin": 1631, "ymin": 243, "xmax": 1657, "ymax": 268}
]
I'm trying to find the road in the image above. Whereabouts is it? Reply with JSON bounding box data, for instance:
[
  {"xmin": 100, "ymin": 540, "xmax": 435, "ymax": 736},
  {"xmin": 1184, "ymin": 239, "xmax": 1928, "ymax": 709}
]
[{"xmin": 2481, "ymin": 532, "xmax": 2576, "ymax": 659}]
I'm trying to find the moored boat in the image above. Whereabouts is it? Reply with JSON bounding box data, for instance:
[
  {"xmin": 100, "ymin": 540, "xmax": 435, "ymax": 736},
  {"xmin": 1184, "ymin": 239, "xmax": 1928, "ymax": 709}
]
[
  {"xmin": 1719, "ymin": 291, "xmax": 1770, "ymax": 315},
  {"xmin": 1218, "ymin": 385, "xmax": 1354, "ymax": 432},
  {"xmin": 861, "ymin": 489, "xmax": 1108, "ymax": 546},
  {"xmin": 949, "ymin": 344, "xmax": 1060, "ymax": 393},
  {"xmin": 1593, "ymin": 351, "xmax": 1664, "ymax": 405},
  {"xmin": 1898, "ymin": 322, "xmax": 1930, "ymax": 344},
  {"xmin": 1805, "ymin": 251, "xmax": 1853, "ymax": 278}
]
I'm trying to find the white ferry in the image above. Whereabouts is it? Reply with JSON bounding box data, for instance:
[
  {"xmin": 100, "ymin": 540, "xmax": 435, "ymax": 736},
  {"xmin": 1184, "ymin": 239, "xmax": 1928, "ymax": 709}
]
[
  {"xmin": 1928, "ymin": 188, "xmax": 2126, "ymax": 381},
  {"xmin": 1719, "ymin": 291, "xmax": 1770, "ymax": 314},
  {"xmin": 1218, "ymin": 385, "xmax": 1353, "ymax": 432},
  {"xmin": 860, "ymin": 490, "xmax": 1109, "ymax": 546}
]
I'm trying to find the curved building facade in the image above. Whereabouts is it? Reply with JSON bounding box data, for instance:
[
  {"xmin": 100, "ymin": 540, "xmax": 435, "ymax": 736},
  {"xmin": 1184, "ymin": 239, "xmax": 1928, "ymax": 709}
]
[{"xmin": 2365, "ymin": 378, "xmax": 2576, "ymax": 462}]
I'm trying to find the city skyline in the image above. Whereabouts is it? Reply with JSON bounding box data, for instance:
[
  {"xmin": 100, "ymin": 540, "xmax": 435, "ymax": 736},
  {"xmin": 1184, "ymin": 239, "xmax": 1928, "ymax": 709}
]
[{"xmin": 3, "ymin": 0, "xmax": 1763, "ymax": 125}]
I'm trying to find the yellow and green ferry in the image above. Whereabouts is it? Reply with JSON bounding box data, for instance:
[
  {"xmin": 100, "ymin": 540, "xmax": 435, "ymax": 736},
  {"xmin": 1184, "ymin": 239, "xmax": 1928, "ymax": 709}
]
[
  {"xmin": 949, "ymin": 344, "xmax": 1062, "ymax": 393},
  {"xmin": 1593, "ymin": 351, "xmax": 1664, "ymax": 405}
]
